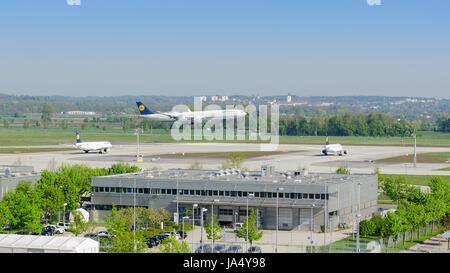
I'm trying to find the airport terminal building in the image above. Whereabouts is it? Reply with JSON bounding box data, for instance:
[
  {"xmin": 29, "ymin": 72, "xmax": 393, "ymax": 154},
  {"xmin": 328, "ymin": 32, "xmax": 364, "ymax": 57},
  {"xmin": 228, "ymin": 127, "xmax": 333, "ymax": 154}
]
[{"xmin": 90, "ymin": 167, "xmax": 378, "ymax": 231}]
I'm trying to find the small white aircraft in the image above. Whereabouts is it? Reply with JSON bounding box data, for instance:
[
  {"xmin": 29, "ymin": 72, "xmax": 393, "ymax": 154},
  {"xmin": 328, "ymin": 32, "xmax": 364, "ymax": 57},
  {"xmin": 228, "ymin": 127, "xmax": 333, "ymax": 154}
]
[
  {"xmin": 74, "ymin": 131, "xmax": 112, "ymax": 154},
  {"xmin": 136, "ymin": 101, "xmax": 247, "ymax": 123},
  {"xmin": 322, "ymin": 135, "xmax": 348, "ymax": 156}
]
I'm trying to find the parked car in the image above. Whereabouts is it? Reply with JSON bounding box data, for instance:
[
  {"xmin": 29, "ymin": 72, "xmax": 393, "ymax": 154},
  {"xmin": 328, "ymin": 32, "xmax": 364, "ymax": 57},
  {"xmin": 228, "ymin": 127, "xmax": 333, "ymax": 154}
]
[
  {"xmin": 41, "ymin": 226, "xmax": 56, "ymax": 236},
  {"xmin": 56, "ymin": 222, "xmax": 70, "ymax": 231},
  {"xmin": 96, "ymin": 230, "xmax": 116, "ymax": 238},
  {"xmin": 248, "ymin": 246, "xmax": 262, "ymax": 253},
  {"xmin": 149, "ymin": 236, "xmax": 160, "ymax": 246},
  {"xmin": 176, "ymin": 231, "xmax": 188, "ymax": 239},
  {"xmin": 195, "ymin": 244, "xmax": 212, "ymax": 253},
  {"xmin": 155, "ymin": 234, "xmax": 169, "ymax": 243},
  {"xmin": 213, "ymin": 244, "xmax": 227, "ymax": 253},
  {"xmin": 226, "ymin": 245, "xmax": 243, "ymax": 253},
  {"xmin": 162, "ymin": 231, "xmax": 180, "ymax": 240},
  {"xmin": 53, "ymin": 225, "xmax": 65, "ymax": 234},
  {"xmin": 146, "ymin": 238, "xmax": 157, "ymax": 248}
]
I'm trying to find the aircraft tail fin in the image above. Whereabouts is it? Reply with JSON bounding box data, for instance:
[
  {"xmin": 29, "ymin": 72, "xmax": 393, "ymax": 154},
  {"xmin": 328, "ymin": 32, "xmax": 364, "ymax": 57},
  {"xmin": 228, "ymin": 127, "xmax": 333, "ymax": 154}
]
[
  {"xmin": 325, "ymin": 134, "xmax": 329, "ymax": 145},
  {"xmin": 76, "ymin": 131, "xmax": 82, "ymax": 143},
  {"xmin": 136, "ymin": 101, "xmax": 154, "ymax": 115}
]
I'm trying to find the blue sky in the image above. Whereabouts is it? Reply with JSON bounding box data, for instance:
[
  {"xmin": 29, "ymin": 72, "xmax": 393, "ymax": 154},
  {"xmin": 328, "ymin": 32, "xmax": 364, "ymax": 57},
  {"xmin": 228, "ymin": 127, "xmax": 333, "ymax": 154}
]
[{"xmin": 0, "ymin": 0, "xmax": 449, "ymax": 98}]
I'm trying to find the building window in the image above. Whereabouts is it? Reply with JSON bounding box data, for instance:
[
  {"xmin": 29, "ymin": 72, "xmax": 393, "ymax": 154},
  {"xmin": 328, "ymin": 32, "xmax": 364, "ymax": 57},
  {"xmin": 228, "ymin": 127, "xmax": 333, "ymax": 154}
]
[
  {"xmin": 196, "ymin": 190, "xmax": 201, "ymax": 196},
  {"xmin": 219, "ymin": 191, "xmax": 224, "ymax": 196},
  {"xmin": 127, "ymin": 188, "xmax": 132, "ymax": 193},
  {"xmin": 237, "ymin": 191, "xmax": 242, "ymax": 197},
  {"xmin": 213, "ymin": 191, "xmax": 218, "ymax": 196},
  {"xmin": 321, "ymin": 194, "xmax": 326, "ymax": 200},
  {"xmin": 290, "ymin": 193, "xmax": 296, "ymax": 199},
  {"xmin": 255, "ymin": 192, "xmax": 260, "ymax": 197},
  {"xmin": 161, "ymin": 189, "xmax": 166, "ymax": 194},
  {"xmin": 225, "ymin": 191, "xmax": 230, "ymax": 197},
  {"xmin": 172, "ymin": 189, "xmax": 177, "ymax": 195},
  {"xmin": 190, "ymin": 190, "xmax": 195, "ymax": 195},
  {"xmin": 284, "ymin": 193, "xmax": 289, "ymax": 198},
  {"xmin": 138, "ymin": 188, "xmax": 143, "ymax": 194},
  {"xmin": 297, "ymin": 193, "xmax": 302, "ymax": 199},
  {"xmin": 309, "ymin": 193, "xmax": 314, "ymax": 199},
  {"xmin": 231, "ymin": 191, "xmax": 236, "ymax": 197},
  {"xmin": 201, "ymin": 190, "xmax": 206, "ymax": 196},
  {"xmin": 315, "ymin": 194, "xmax": 321, "ymax": 200},
  {"xmin": 303, "ymin": 193, "xmax": 308, "ymax": 199}
]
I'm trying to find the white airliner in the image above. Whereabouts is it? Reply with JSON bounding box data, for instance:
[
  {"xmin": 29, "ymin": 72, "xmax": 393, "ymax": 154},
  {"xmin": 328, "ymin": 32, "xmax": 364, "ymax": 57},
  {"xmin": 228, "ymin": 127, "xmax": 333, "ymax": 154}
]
[
  {"xmin": 322, "ymin": 135, "xmax": 348, "ymax": 156},
  {"xmin": 136, "ymin": 101, "xmax": 247, "ymax": 123},
  {"xmin": 74, "ymin": 131, "xmax": 112, "ymax": 154}
]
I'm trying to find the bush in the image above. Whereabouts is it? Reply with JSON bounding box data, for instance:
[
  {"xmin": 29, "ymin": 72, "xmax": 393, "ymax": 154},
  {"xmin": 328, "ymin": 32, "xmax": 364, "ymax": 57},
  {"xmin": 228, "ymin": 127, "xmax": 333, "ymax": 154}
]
[{"xmin": 359, "ymin": 219, "xmax": 376, "ymax": 236}]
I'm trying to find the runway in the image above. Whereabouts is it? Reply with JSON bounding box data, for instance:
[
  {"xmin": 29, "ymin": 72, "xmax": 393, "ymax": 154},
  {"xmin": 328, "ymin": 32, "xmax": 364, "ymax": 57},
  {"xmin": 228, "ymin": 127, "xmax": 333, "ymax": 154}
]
[{"xmin": 1, "ymin": 142, "xmax": 449, "ymax": 176}]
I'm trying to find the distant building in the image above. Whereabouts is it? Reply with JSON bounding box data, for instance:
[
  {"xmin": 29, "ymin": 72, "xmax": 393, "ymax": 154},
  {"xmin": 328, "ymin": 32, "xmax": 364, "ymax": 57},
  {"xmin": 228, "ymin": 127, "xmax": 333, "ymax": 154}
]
[
  {"xmin": 61, "ymin": 111, "xmax": 99, "ymax": 116},
  {"xmin": 0, "ymin": 166, "xmax": 40, "ymax": 200},
  {"xmin": 221, "ymin": 96, "xmax": 229, "ymax": 101},
  {"xmin": 211, "ymin": 96, "xmax": 219, "ymax": 102}
]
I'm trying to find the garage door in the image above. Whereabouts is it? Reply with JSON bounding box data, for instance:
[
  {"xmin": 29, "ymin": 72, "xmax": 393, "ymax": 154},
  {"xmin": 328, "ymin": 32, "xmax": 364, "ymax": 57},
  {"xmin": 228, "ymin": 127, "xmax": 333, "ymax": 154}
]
[{"xmin": 279, "ymin": 208, "xmax": 292, "ymax": 228}]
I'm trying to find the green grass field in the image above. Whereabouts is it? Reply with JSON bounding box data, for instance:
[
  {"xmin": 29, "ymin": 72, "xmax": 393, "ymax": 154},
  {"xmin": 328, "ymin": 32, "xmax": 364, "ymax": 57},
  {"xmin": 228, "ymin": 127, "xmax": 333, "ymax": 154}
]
[
  {"xmin": 376, "ymin": 152, "xmax": 450, "ymax": 164},
  {"xmin": 380, "ymin": 174, "xmax": 450, "ymax": 186},
  {"xmin": 1, "ymin": 127, "xmax": 449, "ymax": 147},
  {"xmin": 0, "ymin": 147, "xmax": 77, "ymax": 154}
]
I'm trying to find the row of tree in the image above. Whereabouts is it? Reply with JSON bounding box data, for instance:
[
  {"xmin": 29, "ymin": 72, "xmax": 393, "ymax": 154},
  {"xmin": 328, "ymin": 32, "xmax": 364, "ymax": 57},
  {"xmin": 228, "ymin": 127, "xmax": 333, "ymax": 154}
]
[
  {"xmin": 360, "ymin": 175, "xmax": 450, "ymax": 248},
  {"xmin": 0, "ymin": 163, "xmax": 142, "ymax": 234}
]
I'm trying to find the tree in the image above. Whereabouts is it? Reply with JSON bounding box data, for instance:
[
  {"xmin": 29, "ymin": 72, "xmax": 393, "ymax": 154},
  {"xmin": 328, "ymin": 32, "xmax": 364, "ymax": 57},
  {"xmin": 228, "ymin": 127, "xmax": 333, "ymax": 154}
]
[
  {"xmin": 205, "ymin": 214, "xmax": 223, "ymax": 242},
  {"xmin": 0, "ymin": 202, "xmax": 13, "ymax": 231},
  {"xmin": 158, "ymin": 235, "xmax": 191, "ymax": 253},
  {"xmin": 104, "ymin": 204, "xmax": 146, "ymax": 253},
  {"xmin": 381, "ymin": 212, "xmax": 402, "ymax": 248},
  {"xmin": 1, "ymin": 181, "xmax": 42, "ymax": 233},
  {"xmin": 370, "ymin": 215, "xmax": 385, "ymax": 236},
  {"xmin": 68, "ymin": 210, "xmax": 88, "ymax": 236},
  {"xmin": 229, "ymin": 152, "xmax": 245, "ymax": 169},
  {"xmin": 235, "ymin": 209, "xmax": 263, "ymax": 248},
  {"xmin": 41, "ymin": 103, "xmax": 54, "ymax": 123},
  {"xmin": 336, "ymin": 167, "xmax": 350, "ymax": 174}
]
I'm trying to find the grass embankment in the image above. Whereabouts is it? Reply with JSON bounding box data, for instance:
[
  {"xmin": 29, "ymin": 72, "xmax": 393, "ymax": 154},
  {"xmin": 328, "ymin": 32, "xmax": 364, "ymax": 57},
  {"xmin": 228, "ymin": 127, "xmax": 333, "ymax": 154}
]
[
  {"xmin": 0, "ymin": 147, "xmax": 77, "ymax": 154},
  {"xmin": 321, "ymin": 229, "xmax": 443, "ymax": 253},
  {"xmin": 376, "ymin": 152, "xmax": 450, "ymax": 164}
]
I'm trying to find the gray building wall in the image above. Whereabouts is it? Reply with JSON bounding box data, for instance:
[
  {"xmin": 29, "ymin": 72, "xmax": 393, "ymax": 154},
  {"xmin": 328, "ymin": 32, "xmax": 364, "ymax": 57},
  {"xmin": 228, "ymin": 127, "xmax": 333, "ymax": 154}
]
[
  {"xmin": 0, "ymin": 166, "xmax": 40, "ymax": 200},
  {"xmin": 90, "ymin": 172, "xmax": 378, "ymax": 231}
]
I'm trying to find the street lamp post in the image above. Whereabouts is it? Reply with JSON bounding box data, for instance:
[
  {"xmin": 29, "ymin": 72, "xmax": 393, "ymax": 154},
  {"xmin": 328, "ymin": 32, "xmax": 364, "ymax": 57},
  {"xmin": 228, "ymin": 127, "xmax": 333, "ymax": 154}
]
[
  {"xmin": 182, "ymin": 216, "xmax": 189, "ymax": 240},
  {"xmin": 192, "ymin": 204, "xmax": 198, "ymax": 251},
  {"xmin": 275, "ymin": 187, "xmax": 284, "ymax": 253},
  {"xmin": 234, "ymin": 211, "xmax": 238, "ymax": 243},
  {"xmin": 63, "ymin": 203, "xmax": 67, "ymax": 227},
  {"xmin": 310, "ymin": 204, "xmax": 315, "ymax": 253},
  {"xmin": 412, "ymin": 133, "xmax": 417, "ymax": 168},
  {"xmin": 201, "ymin": 208, "xmax": 208, "ymax": 253}
]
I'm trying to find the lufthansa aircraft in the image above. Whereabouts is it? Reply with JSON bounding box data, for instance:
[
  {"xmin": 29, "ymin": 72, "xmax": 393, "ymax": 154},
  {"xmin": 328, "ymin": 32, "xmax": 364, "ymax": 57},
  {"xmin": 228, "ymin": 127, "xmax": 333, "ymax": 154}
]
[
  {"xmin": 74, "ymin": 131, "xmax": 112, "ymax": 154},
  {"xmin": 136, "ymin": 101, "xmax": 247, "ymax": 123},
  {"xmin": 322, "ymin": 135, "xmax": 348, "ymax": 156}
]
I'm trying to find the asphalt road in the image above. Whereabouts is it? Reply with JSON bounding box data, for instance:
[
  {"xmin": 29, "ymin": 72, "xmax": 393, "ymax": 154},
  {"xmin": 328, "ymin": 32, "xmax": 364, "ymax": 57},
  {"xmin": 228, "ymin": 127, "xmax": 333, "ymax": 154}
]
[{"xmin": 1, "ymin": 142, "xmax": 449, "ymax": 176}]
